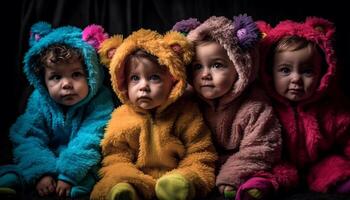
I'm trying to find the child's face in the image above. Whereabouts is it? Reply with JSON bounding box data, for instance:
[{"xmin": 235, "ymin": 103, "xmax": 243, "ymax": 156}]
[
  {"xmin": 191, "ymin": 41, "xmax": 237, "ymax": 100},
  {"xmin": 45, "ymin": 60, "xmax": 89, "ymax": 106},
  {"xmin": 273, "ymin": 45, "xmax": 322, "ymax": 102},
  {"xmin": 126, "ymin": 57, "xmax": 174, "ymax": 110}
]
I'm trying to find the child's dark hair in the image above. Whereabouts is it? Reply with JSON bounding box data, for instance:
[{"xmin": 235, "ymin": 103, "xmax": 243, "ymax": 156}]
[
  {"xmin": 274, "ymin": 35, "xmax": 310, "ymax": 52},
  {"xmin": 124, "ymin": 49, "xmax": 171, "ymax": 74},
  {"xmin": 187, "ymin": 35, "xmax": 215, "ymax": 80},
  {"xmin": 192, "ymin": 35, "xmax": 215, "ymax": 47},
  {"xmin": 124, "ymin": 49, "xmax": 160, "ymax": 68},
  {"xmin": 34, "ymin": 43, "xmax": 84, "ymax": 76},
  {"xmin": 123, "ymin": 49, "xmax": 174, "ymax": 89},
  {"xmin": 267, "ymin": 35, "xmax": 327, "ymax": 75}
]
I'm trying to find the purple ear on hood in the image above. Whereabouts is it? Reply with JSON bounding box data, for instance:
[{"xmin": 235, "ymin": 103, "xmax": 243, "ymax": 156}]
[
  {"xmin": 233, "ymin": 14, "xmax": 261, "ymax": 50},
  {"xmin": 82, "ymin": 24, "xmax": 109, "ymax": 50},
  {"xmin": 172, "ymin": 18, "xmax": 201, "ymax": 36}
]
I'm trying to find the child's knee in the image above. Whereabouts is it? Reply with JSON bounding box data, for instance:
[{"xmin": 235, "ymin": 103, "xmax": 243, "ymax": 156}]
[{"xmin": 0, "ymin": 173, "xmax": 20, "ymax": 188}]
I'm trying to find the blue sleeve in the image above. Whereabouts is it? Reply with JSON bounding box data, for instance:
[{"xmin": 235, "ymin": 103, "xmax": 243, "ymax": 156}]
[
  {"xmin": 56, "ymin": 87, "xmax": 114, "ymax": 184},
  {"xmin": 9, "ymin": 90, "xmax": 57, "ymax": 185}
]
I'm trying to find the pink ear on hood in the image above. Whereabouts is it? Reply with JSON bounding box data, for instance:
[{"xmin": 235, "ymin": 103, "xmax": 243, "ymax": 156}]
[
  {"xmin": 82, "ymin": 24, "xmax": 109, "ymax": 50},
  {"xmin": 305, "ymin": 17, "xmax": 335, "ymax": 39},
  {"xmin": 255, "ymin": 20, "xmax": 272, "ymax": 39}
]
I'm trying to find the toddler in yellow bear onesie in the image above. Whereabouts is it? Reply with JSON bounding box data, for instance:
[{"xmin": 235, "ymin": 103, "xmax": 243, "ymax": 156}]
[{"xmin": 90, "ymin": 29, "xmax": 217, "ymax": 200}]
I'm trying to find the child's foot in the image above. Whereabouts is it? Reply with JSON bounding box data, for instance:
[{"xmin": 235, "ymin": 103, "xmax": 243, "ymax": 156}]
[
  {"xmin": 246, "ymin": 188, "xmax": 262, "ymax": 199},
  {"xmin": 108, "ymin": 183, "xmax": 138, "ymax": 200},
  {"xmin": 0, "ymin": 187, "xmax": 17, "ymax": 200},
  {"xmin": 219, "ymin": 185, "xmax": 236, "ymax": 199},
  {"xmin": 236, "ymin": 177, "xmax": 273, "ymax": 200},
  {"xmin": 0, "ymin": 187, "xmax": 16, "ymax": 195},
  {"xmin": 224, "ymin": 189, "xmax": 236, "ymax": 199},
  {"xmin": 0, "ymin": 173, "xmax": 19, "ymax": 199},
  {"xmin": 155, "ymin": 173, "xmax": 195, "ymax": 200}
]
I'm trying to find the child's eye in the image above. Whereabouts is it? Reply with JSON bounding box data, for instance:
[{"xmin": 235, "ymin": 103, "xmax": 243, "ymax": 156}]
[
  {"xmin": 212, "ymin": 63, "xmax": 223, "ymax": 68},
  {"xmin": 192, "ymin": 63, "xmax": 202, "ymax": 71},
  {"xmin": 72, "ymin": 71, "xmax": 85, "ymax": 78},
  {"xmin": 49, "ymin": 75, "xmax": 61, "ymax": 81},
  {"xmin": 130, "ymin": 75, "xmax": 139, "ymax": 81},
  {"xmin": 279, "ymin": 67, "xmax": 291, "ymax": 74},
  {"xmin": 150, "ymin": 75, "xmax": 161, "ymax": 81},
  {"xmin": 302, "ymin": 68, "xmax": 314, "ymax": 76}
]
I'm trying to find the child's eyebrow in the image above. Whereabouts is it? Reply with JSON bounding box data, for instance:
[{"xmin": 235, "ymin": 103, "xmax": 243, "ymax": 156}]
[
  {"xmin": 45, "ymin": 68, "xmax": 58, "ymax": 74},
  {"xmin": 276, "ymin": 63, "xmax": 291, "ymax": 67},
  {"xmin": 212, "ymin": 58, "xmax": 226, "ymax": 62},
  {"xmin": 71, "ymin": 68, "xmax": 85, "ymax": 72},
  {"xmin": 127, "ymin": 71, "xmax": 139, "ymax": 76}
]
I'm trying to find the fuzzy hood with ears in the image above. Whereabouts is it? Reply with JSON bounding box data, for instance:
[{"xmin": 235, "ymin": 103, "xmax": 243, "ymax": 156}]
[
  {"xmin": 257, "ymin": 18, "xmax": 350, "ymax": 193},
  {"xmin": 257, "ymin": 17, "xmax": 337, "ymax": 105},
  {"xmin": 23, "ymin": 22, "xmax": 108, "ymax": 109},
  {"xmin": 99, "ymin": 29, "xmax": 193, "ymax": 113},
  {"xmin": 182, "ymin": 15, "xmax": 261, "ymax": 107},
  {"xmin": 7, "ymin": 22, "xmax": 115, "ymax": 186}
]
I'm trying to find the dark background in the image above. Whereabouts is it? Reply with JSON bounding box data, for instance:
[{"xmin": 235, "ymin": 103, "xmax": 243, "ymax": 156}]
[{"xmin": 1, "ymin": 0, "xmax": 349, "ymax": 167}]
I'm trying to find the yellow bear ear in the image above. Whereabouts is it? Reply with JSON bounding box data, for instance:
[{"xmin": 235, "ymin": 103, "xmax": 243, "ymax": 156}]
[
  {"xmin": 98, "ymin": 35, "xmax": 123, "ymax": 68},
  {"xmin": 163, "ymin": 31, "xmax": 193, "ymax": 65}
]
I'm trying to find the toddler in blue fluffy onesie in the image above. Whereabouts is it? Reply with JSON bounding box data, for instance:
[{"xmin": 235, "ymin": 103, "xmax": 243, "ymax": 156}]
[{"xmin": 0, "ymin": 22, "xmax": 114, "ymax": 198}]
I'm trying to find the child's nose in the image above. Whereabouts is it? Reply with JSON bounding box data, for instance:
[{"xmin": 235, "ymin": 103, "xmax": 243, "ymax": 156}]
[
  {"xmin": 62, "ymin": 78, "xmax": 73, "ymax": 89},
  {"xmin": 291, "ymin": 73, "xmax": 302, "ymax": 83},
  {"xmin": 201, "ymin": 68, "xmax": 212, "ymax": 80},
  {"xmin": 139, "ymin": 80, "xmax": 150, "ymax": 91}
]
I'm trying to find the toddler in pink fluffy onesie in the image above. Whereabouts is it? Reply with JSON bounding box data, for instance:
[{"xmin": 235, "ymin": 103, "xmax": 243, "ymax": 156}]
[
  {"xmin": 173, "ymin": 15, "xmax": 282, "ymax": 200},
  {"xmin": 257, "ymin": 17, "xmax": 350, "ymax": 195}
]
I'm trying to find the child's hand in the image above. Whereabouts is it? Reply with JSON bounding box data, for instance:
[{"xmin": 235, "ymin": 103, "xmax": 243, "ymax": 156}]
[
  {"xmin": 56, "ymin": 180, "xmax": 72, "ymax": 197},
  {"xmin": 36, "ymin": 175, "xmax": 56, "ymax": 197}
]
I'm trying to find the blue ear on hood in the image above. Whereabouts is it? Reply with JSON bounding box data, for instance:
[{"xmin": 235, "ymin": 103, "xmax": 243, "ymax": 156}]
[{"xmin": 29, "ymin": 22, "xmax": 52, "ymax": 47}]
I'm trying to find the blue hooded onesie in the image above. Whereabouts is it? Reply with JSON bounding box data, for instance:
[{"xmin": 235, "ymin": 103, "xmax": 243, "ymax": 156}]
[{"xmin": 0, "ymin": 22, "xmax": 115, "ymax": 198}]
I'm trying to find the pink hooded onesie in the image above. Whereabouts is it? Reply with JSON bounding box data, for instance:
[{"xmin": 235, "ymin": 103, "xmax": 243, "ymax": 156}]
[
  {"xmin": 258, "ymin": 17, "xmax": 350, "ymax": 192},
  {"xmin": 177, "ymin": 15, "xmax": 282, "ymax": 191}
]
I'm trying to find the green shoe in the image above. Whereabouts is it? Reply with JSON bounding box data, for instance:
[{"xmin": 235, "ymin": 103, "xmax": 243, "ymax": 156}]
[
  {"xmin": 0, "ymin": 187, "xmax": 16, "ymax": 195},
  {"xmin": 0, "ymin": 187, "xmax": 17, "ymax": 200},
  {"xmin": 224, "ymin": 190, "xmax": 236, "ymax": 199},
  {"xmin": 247, "ymin": 188, "xmax": 262, "ymax": 199},
  {"xmin": 155, "ymin": 173, "xmax": 195, "ymax": 200},
  {"xmin": 108, "ymin": 183, "xmax": 138, "ymax": 200}
]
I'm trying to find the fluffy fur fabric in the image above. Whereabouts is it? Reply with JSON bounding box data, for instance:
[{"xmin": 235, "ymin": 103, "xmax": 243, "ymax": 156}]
[
  {"xmin": 91, "ymin": 29, "xmax": 217, "ymax": 199},
  {"xmin": 258, "ymin": 17, "xmax": 350, "ymax": 192},
  {"xmin": 187, "ymin": 16, "xmax": 281, "ymax": 189},
  {"xmin": 1, "ymin": 22, "xmax": 115, "ymax": 189}
]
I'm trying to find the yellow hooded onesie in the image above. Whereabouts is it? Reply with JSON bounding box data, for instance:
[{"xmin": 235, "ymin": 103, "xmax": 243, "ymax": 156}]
[{"xmin": 91, "ymin": 29, "xmax": 217, "ymax": 200}]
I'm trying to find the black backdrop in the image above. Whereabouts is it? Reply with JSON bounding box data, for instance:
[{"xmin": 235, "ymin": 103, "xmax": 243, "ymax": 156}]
[{"xmin": 1, "ymin": 0, "xmax": 349, "ymax": 165}]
